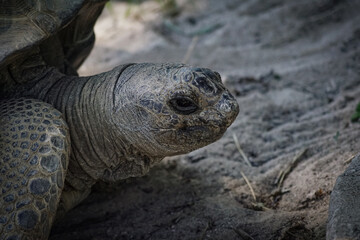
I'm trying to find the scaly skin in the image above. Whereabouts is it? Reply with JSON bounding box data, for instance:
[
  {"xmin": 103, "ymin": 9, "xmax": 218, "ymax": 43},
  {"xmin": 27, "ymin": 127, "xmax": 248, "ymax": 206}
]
[
  {"xmin": 0, "ymin": 98, "xmax": 70, "ymax": 240},
  {"xmin": 1, "ymin": 61, "xmax": 239, "ymax": 239}
]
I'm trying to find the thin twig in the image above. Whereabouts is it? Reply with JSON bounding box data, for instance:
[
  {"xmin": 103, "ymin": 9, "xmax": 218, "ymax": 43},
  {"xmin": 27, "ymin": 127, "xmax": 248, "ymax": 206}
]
[
  {"xmin": 233, "ymin": 133, "xmax": 252, "ymax": 166},
  {"xmin": 240, "ymin": 171, "xmax": 256, "ymax": 202}
]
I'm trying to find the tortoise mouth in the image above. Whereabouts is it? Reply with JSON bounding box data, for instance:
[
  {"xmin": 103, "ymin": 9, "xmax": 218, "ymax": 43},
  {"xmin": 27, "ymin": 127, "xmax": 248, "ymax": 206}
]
[
  {"xmin": 178, "ymin": 125, "xmax": 208, "ymax": 133},
  {"xmin": 176, "ymin": 124, "xmax": 225, "ymax": 144}
]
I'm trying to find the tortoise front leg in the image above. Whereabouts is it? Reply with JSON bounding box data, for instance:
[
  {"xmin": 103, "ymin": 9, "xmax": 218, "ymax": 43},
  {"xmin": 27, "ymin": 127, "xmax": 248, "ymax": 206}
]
[
  {"xmin": 0, "ymin": 98, "xmax": 70, "ymax": 240},
  {"xmin": 54, "ymin": 186, "xmax": 91, "ymax": 222}
]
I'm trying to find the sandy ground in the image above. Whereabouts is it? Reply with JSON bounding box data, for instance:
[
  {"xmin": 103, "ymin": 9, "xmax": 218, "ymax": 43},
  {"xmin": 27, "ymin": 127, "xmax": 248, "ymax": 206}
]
[{"xmin": 50, "ymin": 0, "xmax": 360, "ymax": 239}]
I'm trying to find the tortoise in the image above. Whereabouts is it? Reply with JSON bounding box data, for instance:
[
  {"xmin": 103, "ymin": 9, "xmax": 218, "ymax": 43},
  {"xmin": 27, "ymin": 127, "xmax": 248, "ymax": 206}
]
[{"xmin": 0, "ymin": 0, "xmax": 239, "ymax": 239}]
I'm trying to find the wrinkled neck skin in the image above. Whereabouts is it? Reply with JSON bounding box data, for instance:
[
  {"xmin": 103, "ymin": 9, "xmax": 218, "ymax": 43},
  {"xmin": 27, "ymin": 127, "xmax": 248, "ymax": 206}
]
[{"xmin": 16, "ymin": 64, "xmax": 163, "ymax": 191}]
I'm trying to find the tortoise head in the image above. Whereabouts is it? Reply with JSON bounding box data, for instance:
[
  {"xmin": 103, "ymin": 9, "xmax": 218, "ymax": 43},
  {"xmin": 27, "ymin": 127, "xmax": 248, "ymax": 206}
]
[{"xmin": 113, "ymin": 63, "xmax": 239, "ymax": 157}]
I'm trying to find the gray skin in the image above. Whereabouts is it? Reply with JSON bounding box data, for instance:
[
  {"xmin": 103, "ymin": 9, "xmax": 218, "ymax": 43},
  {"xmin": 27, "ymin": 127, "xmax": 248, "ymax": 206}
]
[
  {"xmin": 327, "ymin": 154, "xmax": 360, "ymax": 240},
  {"xmin": 0, "ymin": 1, "xmax": 239, "ymax": 239}
]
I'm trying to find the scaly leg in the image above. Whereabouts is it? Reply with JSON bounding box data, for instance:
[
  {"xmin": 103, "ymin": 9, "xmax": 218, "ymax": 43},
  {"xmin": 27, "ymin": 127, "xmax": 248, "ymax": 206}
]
[{"xmin": 0, "ymin": 98, "xmax": 70, "ymax": 240}]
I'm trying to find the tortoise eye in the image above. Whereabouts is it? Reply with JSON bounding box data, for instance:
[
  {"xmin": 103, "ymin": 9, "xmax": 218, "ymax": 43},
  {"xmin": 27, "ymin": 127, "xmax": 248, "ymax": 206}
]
[{"xmin": 169, "ymin": 96, "xmax": 198, "ymax": 115}]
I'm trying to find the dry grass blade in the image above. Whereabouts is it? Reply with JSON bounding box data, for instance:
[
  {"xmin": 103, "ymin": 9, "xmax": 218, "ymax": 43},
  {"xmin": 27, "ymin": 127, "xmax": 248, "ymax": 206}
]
[
  {"xmin": 240, "ymin": 171, "xmax": 256, "ymax": 202},
  {"xmin": 345, "ymin": 154, "xmax": 356, "ymax": 164},
  {"xmin": 251, "ymin": 202, "xmax": 271, "ymax": 211},
  {"xmin": 198, "ymin": 222, "xmax": 209, "ymax": 240},
  {"xmin": 275, "ymin": 148, "xmax": 308, "ymax": 188},
  {"xmin": 232, "ymin": 227, "xmax": 255, "ymax": 240},
  {"xmin": 182, "ymin": 36, "xmax": 199, "ymax": 64},
  {"xmin": 233, "ymin": 133, "xmax": 252, "ymax": 166}
]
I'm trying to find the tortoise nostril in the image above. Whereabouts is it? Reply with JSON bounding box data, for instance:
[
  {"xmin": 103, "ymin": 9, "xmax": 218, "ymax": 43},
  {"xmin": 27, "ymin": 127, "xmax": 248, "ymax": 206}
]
[{"xmin": 217, "ymin": 92, "xmax": 239, "ymax": 116}]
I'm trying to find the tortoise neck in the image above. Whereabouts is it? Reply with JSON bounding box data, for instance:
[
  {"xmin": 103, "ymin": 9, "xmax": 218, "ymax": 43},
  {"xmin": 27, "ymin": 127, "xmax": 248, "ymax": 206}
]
[
  {"xmin": 26, "ymin": 64, "xmax": 151, "ymax": 190},
  {"xmin": 0, "ymin": 48, "xmax": 78, "ymax": 99},
  {"xmin": 23, "ymin": 68, "xmax": 97, "ymax": 190}
]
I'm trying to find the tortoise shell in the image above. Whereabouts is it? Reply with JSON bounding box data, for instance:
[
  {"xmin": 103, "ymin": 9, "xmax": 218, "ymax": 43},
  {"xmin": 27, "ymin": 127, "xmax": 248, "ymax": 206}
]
[{"xmin": 0, "ymin": 0, "xmax": 106, "ymax": 73}]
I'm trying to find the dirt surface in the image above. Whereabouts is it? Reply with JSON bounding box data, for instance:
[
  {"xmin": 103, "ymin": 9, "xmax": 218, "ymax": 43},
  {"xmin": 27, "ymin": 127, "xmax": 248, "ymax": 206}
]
[{"xmin": 50, "ymin": 0, "xmax": 360, "ymax": 239}]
